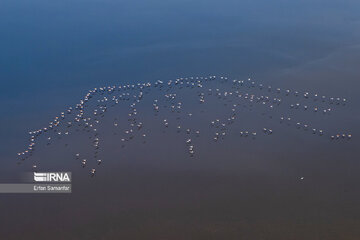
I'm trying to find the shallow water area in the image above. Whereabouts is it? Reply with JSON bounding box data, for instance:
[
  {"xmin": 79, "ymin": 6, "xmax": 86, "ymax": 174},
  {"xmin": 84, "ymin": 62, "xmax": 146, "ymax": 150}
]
[{"xmin": 1, "ymin": 0, "xmax": 360, "ymax": 239}]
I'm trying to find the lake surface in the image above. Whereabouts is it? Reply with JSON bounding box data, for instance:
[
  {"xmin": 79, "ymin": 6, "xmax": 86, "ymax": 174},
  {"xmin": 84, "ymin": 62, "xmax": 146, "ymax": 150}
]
[{"xmin": 0, "ymin": 0, "xmax": 360, "ymax": 239}]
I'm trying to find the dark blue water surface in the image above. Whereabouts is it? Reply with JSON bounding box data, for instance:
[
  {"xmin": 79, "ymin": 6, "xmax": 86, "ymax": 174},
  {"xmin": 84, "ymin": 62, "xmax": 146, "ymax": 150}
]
[{"xmin": 1, "ymin": 0, "xmax": 360, "ymax": 239}]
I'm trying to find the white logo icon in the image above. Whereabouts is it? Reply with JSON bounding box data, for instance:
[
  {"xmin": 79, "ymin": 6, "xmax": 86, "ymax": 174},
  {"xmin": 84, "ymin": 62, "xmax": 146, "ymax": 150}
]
[{"xmin": 34, "ymin": 172, "xmax": 71, "ymax": 182}]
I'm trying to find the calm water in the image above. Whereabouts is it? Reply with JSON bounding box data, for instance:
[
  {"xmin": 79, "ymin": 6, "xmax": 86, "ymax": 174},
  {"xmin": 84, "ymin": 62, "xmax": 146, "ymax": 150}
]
[{"xmin": 1, "ymin": 0, "xmax": 360, "ymax": 239}]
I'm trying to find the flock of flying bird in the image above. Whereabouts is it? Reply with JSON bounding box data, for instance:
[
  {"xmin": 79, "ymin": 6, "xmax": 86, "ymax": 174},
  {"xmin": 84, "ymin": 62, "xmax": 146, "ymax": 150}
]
[{"xmin": 17, "ymin": 75, "xmax": 352, "ymax": 176}]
